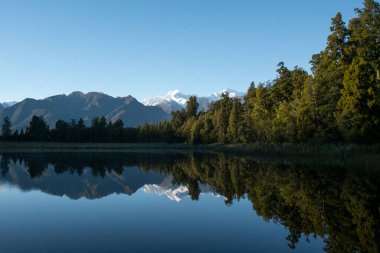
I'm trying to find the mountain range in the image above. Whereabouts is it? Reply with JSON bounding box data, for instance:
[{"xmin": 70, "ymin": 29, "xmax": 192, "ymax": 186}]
[
  {"xmin": 0, "ymin": 92, "xmax": 170, "ymax": 130},
  {"xmin": 0, "ymin": 89, "xmax": 244, "ymax": 130}
]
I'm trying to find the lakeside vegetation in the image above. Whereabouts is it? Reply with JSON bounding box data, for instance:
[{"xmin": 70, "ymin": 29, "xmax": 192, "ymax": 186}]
[{"xmin": 1, "ymin": 0, "xmax": 380, "ymax": 145}]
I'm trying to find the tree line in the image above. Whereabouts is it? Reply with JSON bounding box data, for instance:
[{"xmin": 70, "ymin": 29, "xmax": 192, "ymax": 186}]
[
  {"xmin": 0, "ymin": 115, "xmax": 179, "ymax": 143},
  {"xmin": 1, "ymin": 0, "xmax": 380, "ymax": 144}
]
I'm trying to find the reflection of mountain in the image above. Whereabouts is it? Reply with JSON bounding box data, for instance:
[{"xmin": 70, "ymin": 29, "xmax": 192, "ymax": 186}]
[
  {"xmin": 143, "ymin": 176, "xmax": 189, "ymax": 202},
  {"xmin": 143, "ymin": 184, "xmax": 188, "ymax": 202},
  {"xmin": 142, "ymin": 175, "xmax": 217, "ymax": 202},
  {"xmin": 1, "ymin": 161, "xmax": 166, "ymax": 200}
]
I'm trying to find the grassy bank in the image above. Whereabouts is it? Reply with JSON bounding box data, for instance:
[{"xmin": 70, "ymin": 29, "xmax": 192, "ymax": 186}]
[{"xmin": 0, "ymin": 142, "xmax": 379, "ymax": 157}]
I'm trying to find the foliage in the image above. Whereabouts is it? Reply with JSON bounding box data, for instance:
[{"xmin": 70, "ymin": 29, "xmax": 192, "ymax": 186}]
[{"xmin": 1, "ymin": 117, "xmax": 12, "ymax": 141}]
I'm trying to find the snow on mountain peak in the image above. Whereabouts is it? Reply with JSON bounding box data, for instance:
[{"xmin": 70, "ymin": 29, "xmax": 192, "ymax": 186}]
[
  {"xmin": 165, "ymin": 89, "xmax": 191, "ymax": 105},
  {"xmin": 0, "ymin": 101, "xmax": 18, "ymax": 107},
  {"xmin": 166, "ymin": 89, "xmax": 181, "ymax": 97},
  {"xmin": 142, "ymin": 88, "xmax": 244, "ymax": 113},
  {"xmin": 143, "ymin": 89, "xmax": 191, "ymax": 107},
  {"xmin": 211, "ymin": 88, "xmax": 244, "ymax": 99}
]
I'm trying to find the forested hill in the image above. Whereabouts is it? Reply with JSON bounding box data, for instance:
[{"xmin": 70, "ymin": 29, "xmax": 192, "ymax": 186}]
[{"xmin": 1, "ymin": 0, "xmax": 380, "ymax": 144}]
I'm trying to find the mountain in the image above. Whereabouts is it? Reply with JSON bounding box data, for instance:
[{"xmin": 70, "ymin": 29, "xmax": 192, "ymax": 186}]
[
  {"xmin": 0, "ymin": 92, "xmax": 170, "ymax": 130},
  {"xmin": 143, "ymin": 88, "xmax": 245, "ymax": 113},
  {"xmin": 0, "ymin": 101, "xmax": 18, "ymax": 112},
  {"xmin": 209, "ymin": 88, "xmax": 245, "ymax": 100},
  {"xmin": 1, "ymin": 101, "xmax": 18, "ymax": 108},
  {"xmin": 142, "ymin": 90, "xmax": 190, "ymax": 113}
]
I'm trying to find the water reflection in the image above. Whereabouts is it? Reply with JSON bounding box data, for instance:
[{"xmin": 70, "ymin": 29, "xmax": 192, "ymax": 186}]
[{"xmin": 0, "ymin": 151, "xmax": 379, "ymax": 253}]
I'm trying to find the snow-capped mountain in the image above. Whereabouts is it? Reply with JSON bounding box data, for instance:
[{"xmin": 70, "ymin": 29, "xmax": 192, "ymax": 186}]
[
  {"xmin": 142, "ymin": 88, "xmax": 245, "ymax": 113},
  {"xmin": 142, "ymin": 90, "xmax": 191, "ymax": 113},
  {"xmin": 210, "ymin": 88, "xmax": 245, "ymax": 100},
  {"xmin": 144, "ymin": 89, "xmax": 190, "ymax": 106}
]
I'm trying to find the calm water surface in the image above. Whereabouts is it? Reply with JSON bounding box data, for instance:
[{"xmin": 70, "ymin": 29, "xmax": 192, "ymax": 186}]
[{"xmin": 0, "ymin": 152, "xmax": 379, "ymax": 253}]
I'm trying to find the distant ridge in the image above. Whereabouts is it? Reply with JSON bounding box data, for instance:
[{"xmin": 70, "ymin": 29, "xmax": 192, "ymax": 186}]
[
  {"xmin": 0, "ymin": 101, "xmax": 18, "ymax": 108},
  {"xmin": 0, "ymin": 91, "xmax": 170, "ymax": 130}
]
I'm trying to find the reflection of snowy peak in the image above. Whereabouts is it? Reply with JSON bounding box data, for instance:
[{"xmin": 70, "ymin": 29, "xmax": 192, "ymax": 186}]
[
  {"xmin": 142, "ymin": 176, "xmax": 216, "ymax": 202},
  {"xmin": 142, "ymin": 175, "xmax": 187, "ymax": 202},
  {"xmin": 143, "ymin": 184, "xmax": 188, "ymax": 202},
  {"xmin": 142, "ymin": 88, "xmax": 244, "ymax": 113}
]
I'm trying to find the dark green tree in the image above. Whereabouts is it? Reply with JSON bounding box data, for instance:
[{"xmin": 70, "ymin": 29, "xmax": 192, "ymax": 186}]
[
  {"xmin": 186, "ymin": 96, "xmax": 199, "ymax": 118},
  {"xmin": 250, "ymin": 84, "xmax": 272, "ymax": 142},
  {"xmin": 296, "ymin": 77, "xmax": 318, "ymax": 140},
  {"xmin": 1, "ymin": 117, "xmax": 12, "ymax": 141},
  {"xmin": 26, "ymin": 115, "xmax": 49, "ymax": 141},
  {"xmin": 271, "ymin": 62, "xmax": 293, "ymax": 104},
  {"xmin": 227, "ymin": 98, "xmax": 243, "ymax": 143},
  {"xmin": 215, "ymin": 92, "xmax": 232, "ymax": 143},
  {"xmin": 348, "ymin": 0, "xmax": 380, "ymax": 81},
  {"xmin": 337, "ymin": 58, "xmax": 380, "ymax": 142},
  {"xmin": 311, "ymin": 12, "xmax": 349, "ymax": 141}
]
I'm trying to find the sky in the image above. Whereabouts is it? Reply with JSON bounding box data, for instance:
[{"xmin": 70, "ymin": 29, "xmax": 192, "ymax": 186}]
[{"xmin": 0, "ymin": 0, "xmax": 360, "ymax": 102}]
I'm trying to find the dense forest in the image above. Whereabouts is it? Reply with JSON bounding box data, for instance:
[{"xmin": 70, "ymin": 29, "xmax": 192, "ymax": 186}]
[
  {"xmin": 1, "ymin": 0, "xmax": 380, "ymax": 144},
  {"xmin": 1, "ymin": 151, "xmax": 379, "ymax": 252}
]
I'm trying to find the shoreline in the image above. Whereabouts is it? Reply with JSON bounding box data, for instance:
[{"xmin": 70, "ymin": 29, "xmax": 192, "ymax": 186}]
[{"xmin": 0, "ymin": 142, "xmax": 379, "ymax": 157}]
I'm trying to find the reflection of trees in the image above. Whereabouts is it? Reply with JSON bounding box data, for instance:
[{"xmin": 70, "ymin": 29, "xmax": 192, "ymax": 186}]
[
  {"xmin": 0, "ymin": 152, "xmax": 379, "ymax": 253},
  {"xmin": 0, "ymin": 152, "xmax": 182, "ymax": 179},
  {"xmin": 147, "ymin": 153, "xmax": 380, "ymax": 253},
  {"xmin": 0, "ymin": 153, "xmax": 10, "ymax": 177}
]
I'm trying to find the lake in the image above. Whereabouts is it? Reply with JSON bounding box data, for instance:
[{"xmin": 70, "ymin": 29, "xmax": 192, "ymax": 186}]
[{"xmin": 0, "ymin": 151, "xmax": 379, "ymax": 253}]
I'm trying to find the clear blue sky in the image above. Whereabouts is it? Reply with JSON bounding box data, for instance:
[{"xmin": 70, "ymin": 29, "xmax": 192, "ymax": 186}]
[{"xmin": 0, "ymin": 0, "xmax": 360, "ymax": 102}]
